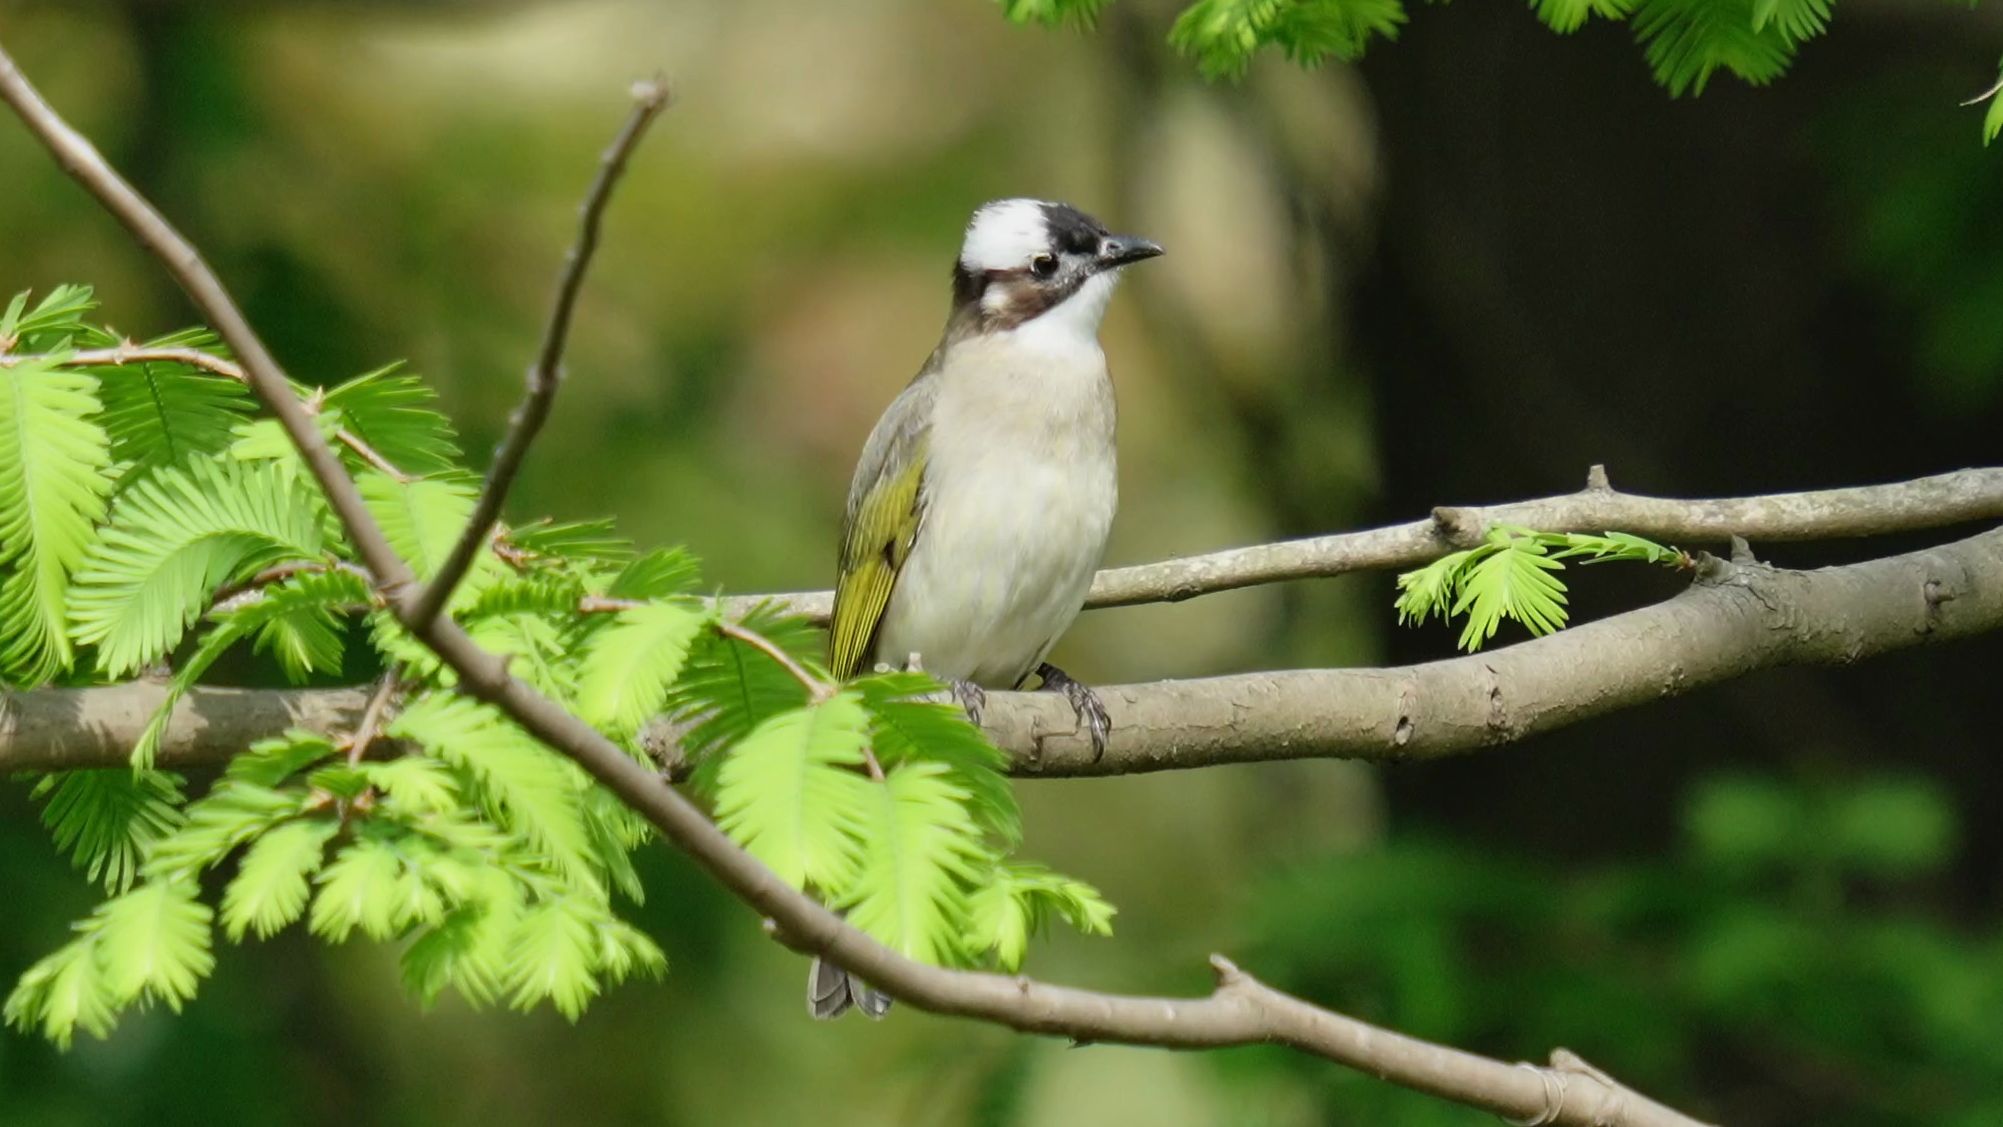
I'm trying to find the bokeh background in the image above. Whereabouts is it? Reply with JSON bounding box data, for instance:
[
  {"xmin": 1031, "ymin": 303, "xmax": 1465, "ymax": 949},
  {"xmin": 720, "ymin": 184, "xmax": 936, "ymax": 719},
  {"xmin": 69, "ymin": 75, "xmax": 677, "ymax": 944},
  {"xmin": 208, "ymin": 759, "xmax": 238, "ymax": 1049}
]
[{"xmin": 3, "ymin": 1, "xmax": 2002, "ymax": 1123}]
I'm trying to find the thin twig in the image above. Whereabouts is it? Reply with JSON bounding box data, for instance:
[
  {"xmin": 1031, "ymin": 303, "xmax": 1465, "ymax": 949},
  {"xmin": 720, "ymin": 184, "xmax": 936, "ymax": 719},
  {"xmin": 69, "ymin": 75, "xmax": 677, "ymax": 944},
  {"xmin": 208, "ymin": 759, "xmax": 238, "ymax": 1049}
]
[
  {"xmin": 0, "ymin": 47, "xmax": 1710, "ymax": 1125},
  {"xmin": 209, "ymin": 559, "xmax": 376, "ymax": 607},
  {"xmin": 408, "ymin": 77, "xmax": 673, "ymax": 628},
  {"xmin": 712, "ymin": 465, "xmax": 2003, "ymax": 624},
  {"xmin": 342, "ymin": 669, "xmax": 401, "ymax": 766},
  {"xmin": 717, "ymin": 620, "xmax": 833, "ymax": 703},
  {"xmin": 14, "ymin": 345, "xmax": 415, "ymax": 487}
]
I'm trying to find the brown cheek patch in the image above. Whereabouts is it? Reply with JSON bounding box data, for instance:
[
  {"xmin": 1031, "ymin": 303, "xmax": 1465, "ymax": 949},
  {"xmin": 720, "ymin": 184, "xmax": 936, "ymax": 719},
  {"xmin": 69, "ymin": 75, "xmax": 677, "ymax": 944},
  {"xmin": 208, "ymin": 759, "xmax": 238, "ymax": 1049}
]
[{"xmin": 974, "ymin": 270, "xmax": 1078, "ymax": 332}]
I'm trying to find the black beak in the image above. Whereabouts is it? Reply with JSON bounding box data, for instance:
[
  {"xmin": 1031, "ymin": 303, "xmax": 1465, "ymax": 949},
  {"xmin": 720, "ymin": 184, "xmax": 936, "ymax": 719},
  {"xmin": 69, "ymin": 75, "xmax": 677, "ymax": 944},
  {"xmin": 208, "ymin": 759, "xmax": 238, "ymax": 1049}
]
[{"xmin": 1098, "ymin": 235, "xmax": 1164, "ymax": 267}]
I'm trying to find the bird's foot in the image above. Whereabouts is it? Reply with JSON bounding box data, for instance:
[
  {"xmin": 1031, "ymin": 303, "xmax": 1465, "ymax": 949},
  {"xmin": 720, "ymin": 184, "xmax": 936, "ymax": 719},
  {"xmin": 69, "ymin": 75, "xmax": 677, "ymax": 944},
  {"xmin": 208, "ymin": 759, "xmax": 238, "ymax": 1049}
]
[
  {"xmin": 1034, "ymin": 662, "xmax": 1110, "ymax": 761},
  {"xmin": 948, "ymin": 679, "xmax": 987, "ymax": 728}
]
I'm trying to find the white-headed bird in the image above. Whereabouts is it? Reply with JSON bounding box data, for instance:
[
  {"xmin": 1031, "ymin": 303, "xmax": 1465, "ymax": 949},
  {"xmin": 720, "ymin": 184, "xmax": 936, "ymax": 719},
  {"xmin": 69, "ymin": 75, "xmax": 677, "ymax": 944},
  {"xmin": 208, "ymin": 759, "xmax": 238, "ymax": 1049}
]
[{"xmin": 811, "ymin": 199, "xmax": 1161, "ymax": 1019}]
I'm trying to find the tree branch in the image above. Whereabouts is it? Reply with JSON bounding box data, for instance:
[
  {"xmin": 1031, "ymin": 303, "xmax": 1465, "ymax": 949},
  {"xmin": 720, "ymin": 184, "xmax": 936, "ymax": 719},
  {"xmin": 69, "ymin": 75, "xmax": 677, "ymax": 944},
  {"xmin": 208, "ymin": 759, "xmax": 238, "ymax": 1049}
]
[
  {"xmin": 0, "ymin": 44, "xmax": 1727, "ymax": 1124},
  {"xmin": 719, "ymin": 465, "xmax": 2003, "ymax": 623},
  {"xmin": 7, "ymin": 523, "xmax": 1998, "ymax": 778},
  {"xmin": 407, "ymin": 77, "xmax": 672, "ymax": 627}
]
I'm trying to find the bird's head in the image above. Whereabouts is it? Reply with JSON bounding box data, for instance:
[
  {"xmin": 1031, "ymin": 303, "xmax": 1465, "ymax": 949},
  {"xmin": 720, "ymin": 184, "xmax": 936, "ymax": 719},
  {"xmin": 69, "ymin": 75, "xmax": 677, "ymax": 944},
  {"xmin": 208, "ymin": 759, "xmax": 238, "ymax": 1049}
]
[{"xmin": 949, "ymin": 199, "xmax": 1162, "ymax": 338}]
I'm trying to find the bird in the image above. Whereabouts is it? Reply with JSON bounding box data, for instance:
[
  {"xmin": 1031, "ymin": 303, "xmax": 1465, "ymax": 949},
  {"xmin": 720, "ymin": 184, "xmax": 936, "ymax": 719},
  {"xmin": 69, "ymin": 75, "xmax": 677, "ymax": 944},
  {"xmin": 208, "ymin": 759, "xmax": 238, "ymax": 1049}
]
[{"xmin": 810, "ymin": 198, "xmax": 1162, "ymax": 1020}]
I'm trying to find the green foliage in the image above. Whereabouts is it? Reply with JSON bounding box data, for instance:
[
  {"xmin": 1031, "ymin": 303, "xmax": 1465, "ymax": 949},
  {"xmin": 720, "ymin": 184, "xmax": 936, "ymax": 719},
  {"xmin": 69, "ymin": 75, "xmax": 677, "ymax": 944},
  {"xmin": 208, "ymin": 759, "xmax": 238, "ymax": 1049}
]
[
  {"xmin": 1231, "ymin": 772, "xmax": 1994, "ymax": 1126},
  {"xmin": 859, "ymin": 672, "xmax": 1021, "ymax": 842},
  {"xmin": 358, "ymin": 470, "xmax": 477, "ymax": 580},
  {"xmin": 1631, "ymin": 0, "xmax": 1797, "ymax": 96},
  {"xmin": 321, "ymin": 365, "xmax": 463, "ymax": 476},
  {"xmin": 1001, "ymin": 0, "xmax": 1845, "ymax": 100},
  {"xmin": 3, "ymin": 879, "xmax": 213, "ymax": 1049},
  {"xmin": 0, "ymin": 291, "xmax": 115, "ymax": 683},
  {"xmin": 4, "ymin": 287, "xmax": 1110, "ymax": 1048},
  {"xmin": 68, "ymin": 457, "xmax": 325, "ymax": 677},
  {"xmin": 1167, "ymin": 0, "xmax": 1406, "ymax": 80},
  {"xmin": 390, "ymin": 694, "xmax": 601, "ymax": 882},
  {"xmin": 1531, "ymin": 0, "xmax": 1633, "ymax": 34},
  {"xmin": 714, "ymin": 693, "xmax": 878, "ymax": 890},
  {"xmin": 221, "ymin": 819, "xmax": 338, "ymax": 941},
  {"xmin": 90, "ymin": 331, "xmax": 252, "ymax": 485},
  {"xmin": 576, "ymin": 599, "xmax": 711, "ymax": 737},
  {"xmin": 1687, "ymin": 773, "xmax": 1956, "ymax": 878},
  {"xmin": 998, "ymin": 0, "xmax": 1115, "ymax": 27},
  {"xmin": 839, "ymin": 762, "xmax": 990, "ymax": 964},
  {"xmin": 967, "ymin": 863, "xmax": 1116, "ymax": 972},
  {"xmin": 1985, "ymin": 71, "xmax": 2003, "ymax": 146},
  {"xmin": 663, "ymin": 602, "xmax": 820, "ymax": 782},
  {"xmin": 32, "ymin": 769, "xmax": 186, "ymax": 893},
  {"xmin": 1395, "ymin": 526, "xmax": 1682, "ymax": 651}
]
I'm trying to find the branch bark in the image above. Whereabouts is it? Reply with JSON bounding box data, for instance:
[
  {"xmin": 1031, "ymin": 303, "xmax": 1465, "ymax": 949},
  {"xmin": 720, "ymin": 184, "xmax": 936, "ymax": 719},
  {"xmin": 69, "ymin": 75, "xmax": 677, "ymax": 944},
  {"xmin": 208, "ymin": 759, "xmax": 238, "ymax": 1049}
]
[
  {"xmin": 721, "ymin": 465, "xmax": 2003, "ymax": 623},
  {"xmin": 7, "ymin": 523, "xmax": 1998, "ymax": 777}
]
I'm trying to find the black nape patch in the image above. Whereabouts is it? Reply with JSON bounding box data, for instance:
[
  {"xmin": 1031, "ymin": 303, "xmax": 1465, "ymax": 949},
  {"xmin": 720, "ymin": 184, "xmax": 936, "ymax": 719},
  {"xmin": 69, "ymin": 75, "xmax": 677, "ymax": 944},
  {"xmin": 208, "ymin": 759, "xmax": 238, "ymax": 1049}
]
[
  {"xmin": 1039, "ymin": 203, "xmax": 1108, "ymax": 256},
  {"xmin": 951, "ymin": 260, "xmax": 983, "ymax": 307}
]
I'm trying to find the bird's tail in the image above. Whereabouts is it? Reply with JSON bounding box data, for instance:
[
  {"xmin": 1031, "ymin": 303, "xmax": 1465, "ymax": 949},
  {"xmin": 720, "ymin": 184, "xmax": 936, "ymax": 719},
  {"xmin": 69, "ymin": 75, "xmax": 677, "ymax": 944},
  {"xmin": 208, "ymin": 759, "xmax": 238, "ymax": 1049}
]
[{"xmin": 808, "ymin": 956, "xmax": 892, "ymax": 1020}]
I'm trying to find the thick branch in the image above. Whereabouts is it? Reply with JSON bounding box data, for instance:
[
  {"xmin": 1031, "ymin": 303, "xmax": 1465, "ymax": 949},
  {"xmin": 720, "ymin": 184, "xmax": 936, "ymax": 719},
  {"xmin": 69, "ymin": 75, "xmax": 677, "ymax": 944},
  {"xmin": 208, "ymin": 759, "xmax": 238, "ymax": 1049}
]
[
  {"xmin": 409, "ymin": 78, "xmax": 672, "ymax": 626},
  {"xmin": 9, "ymin": 523, "xmax": 1999, "ymax": 777},
  {"xmin": 0, "ymin": 45, "xmax": 1709, "ymax": 1124}
]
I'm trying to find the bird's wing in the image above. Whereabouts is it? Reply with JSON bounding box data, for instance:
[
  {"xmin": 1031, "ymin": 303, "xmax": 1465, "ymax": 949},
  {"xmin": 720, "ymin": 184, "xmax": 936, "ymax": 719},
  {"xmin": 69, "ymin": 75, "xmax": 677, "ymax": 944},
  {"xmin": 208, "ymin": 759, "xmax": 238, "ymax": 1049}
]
[{"xmin": 828, "ymin": 373, "xmax": 938, "ymax": 680}]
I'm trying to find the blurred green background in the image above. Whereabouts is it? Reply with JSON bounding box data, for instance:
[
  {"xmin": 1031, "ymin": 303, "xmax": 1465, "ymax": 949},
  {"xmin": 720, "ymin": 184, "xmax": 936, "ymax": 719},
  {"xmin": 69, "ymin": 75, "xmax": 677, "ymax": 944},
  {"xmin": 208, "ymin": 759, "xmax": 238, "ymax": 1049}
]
[{"xmin": 3, "ymin": 1, "xmax": 2002, "ymax": 1123}]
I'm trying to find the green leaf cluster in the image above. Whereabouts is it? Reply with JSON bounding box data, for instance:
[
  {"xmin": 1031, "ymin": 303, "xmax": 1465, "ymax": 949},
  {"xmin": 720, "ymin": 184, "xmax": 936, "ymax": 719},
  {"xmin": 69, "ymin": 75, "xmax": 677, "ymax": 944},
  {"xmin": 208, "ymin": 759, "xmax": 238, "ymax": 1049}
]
[
  {"xmin": 1394, "ymin": 525, "xmax": 1681, "ymax": 651},
  {"xmin": 4, "ymin": 286, "xmax": 1112, "ymax": 1046},
  {"xmin": 1001, "ymin": 0, "xmax": 1842, "ymax": 97}
]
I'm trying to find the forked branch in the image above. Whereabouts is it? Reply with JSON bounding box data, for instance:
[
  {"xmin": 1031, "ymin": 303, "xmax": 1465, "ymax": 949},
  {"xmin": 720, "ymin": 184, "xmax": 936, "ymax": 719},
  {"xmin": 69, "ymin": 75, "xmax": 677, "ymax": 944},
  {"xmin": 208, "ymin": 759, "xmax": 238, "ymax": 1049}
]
[
  {"xmin": 408, "ymin": 76, "xmax": 673, "ymax": 626},
  {"xmin": 0, "ymin": 40, "xmax": 1818, "ymax": 1125}
]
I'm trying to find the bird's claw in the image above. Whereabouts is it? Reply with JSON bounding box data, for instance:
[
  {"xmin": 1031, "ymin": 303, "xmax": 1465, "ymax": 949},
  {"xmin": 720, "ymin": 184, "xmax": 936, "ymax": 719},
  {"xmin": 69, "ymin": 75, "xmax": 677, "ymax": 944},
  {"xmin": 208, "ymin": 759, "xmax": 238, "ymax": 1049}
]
[
  {"xmin": 949, "ymin": 679, "xmax": 987, "ymax": 728},
  {"xmin": 1035, "ymin": 662, "xmax": 1110, "ymax": 761}
]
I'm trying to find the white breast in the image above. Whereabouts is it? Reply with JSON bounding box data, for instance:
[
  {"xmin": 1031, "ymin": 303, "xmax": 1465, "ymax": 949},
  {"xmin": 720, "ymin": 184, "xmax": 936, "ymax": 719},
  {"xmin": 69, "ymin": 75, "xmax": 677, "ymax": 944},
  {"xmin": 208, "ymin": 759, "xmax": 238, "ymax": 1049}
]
[{"xmin": 873, "ymin": 330, "xmax": 1118, "ymax": 687}]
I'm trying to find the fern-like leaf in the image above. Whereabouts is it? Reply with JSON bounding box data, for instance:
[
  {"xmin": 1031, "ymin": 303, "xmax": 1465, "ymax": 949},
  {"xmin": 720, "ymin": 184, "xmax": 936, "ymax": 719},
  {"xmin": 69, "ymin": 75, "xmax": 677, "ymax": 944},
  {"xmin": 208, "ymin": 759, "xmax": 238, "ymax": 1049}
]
[
  {"xmin": 605, "ymin": 546, "xmax": 701, "ymax": 599},
  {"xmin": 323, "ymin": 365, "xmax": 462, "ymax": 476},
  {"xmin": 0, "ymin": 351, "xmax": 113, "ymax": 682},
  {"xmin": 576, "ymin": 600, "xmax": 709, "ymax": 737},
  {"xmin": 2, "ymin": 285, "xmax": 98, "ymax": 346},
  {"xmin": 1451, "ymin": 535, "xmax": 1569, "ymax": 649},
  {"xmin": 837, "ymin": 762, "xmax": 989, "ymax": 966},
  {"xmin": 32, "ymin": 770, "xmax": 187, "ymax": 893},
  {"xmin": 1631, "ymin": 0, "xmax": 1794, "ymax": 96},
  {"xmin": 92, "ymin": 343, "xmax": 251, "ymax": 484},
  {"xmin": 400, "ymin": 870, "xmax": 522, "ymax": 1008},
  {"xmin": 1531, "ymin": 0, "xmax": 1633, "ymax": 33},
  {"xmin": 1169, "ymin": 0, "xmax": 1407, "ymax": 80},
  {"xmin": 220, "ymin": 819, "xmax": 337, "ymax": 941},
  {"xmin": 505, "ymin": 895, "xmax": 603, "ymax": 1019},
  {"xmin": 309, "ymin": 834, "xmax": 404, "ymax": 942},
  {"xmin": 966, "ymin": 861, "xmax": 1116, "ymax": 971},
  {"xmin": 713, "ymin": 694, "xmax": 876, "ymax": 891},
  {"xmin": 355, "ymin": 470, "xmax": 473, "ymax": 577},
  {"xmin": 857, "ymin": 672, "xmax": 1020, "ymax": 843},
  {"xmin": 146, "ymin": 779, "xmax": 305, "ymax": 879},
  {"xmin": 68, "ymin": 457, "xmax": 324, "ymax": 677},
  {"xmin": 90, "ymin": 879, "xmax": 215, "ymax": 1012},
  {"xmin": 2, "ymin": 931, "xmax": 114, "ymax": 1049},
  {"xmin": 390, "ymin": 693, "xmax": 598, "ymax": 882},
  {"xmin": 663, "ymin": 603, "xmax": 818, "ymax": 782}
]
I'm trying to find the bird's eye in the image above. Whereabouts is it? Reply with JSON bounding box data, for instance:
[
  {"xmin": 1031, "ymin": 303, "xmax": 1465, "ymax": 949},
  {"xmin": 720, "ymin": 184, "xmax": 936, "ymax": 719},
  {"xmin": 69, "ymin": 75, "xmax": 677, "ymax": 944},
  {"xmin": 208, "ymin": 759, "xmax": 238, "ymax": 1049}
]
[{"xmin": 1030, "ymin": 253, "xmax": 1057, "ymax": 278}]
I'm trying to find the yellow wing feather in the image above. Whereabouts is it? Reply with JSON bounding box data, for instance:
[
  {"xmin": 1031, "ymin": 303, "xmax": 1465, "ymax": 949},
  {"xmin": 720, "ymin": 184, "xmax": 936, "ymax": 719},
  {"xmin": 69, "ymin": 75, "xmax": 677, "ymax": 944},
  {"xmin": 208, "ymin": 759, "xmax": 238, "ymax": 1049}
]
[{"xmin": 828, "ymin": 443, "xmax": 928, "ymax": 680}]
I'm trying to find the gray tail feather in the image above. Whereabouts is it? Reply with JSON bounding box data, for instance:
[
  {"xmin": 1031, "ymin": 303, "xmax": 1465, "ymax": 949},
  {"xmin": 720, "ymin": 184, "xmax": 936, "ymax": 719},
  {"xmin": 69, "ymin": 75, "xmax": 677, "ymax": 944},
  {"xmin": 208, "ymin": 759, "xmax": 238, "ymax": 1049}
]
[{"xmin": 808, "ymin": 956, "xmax": 892, "ymax": 1020}]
